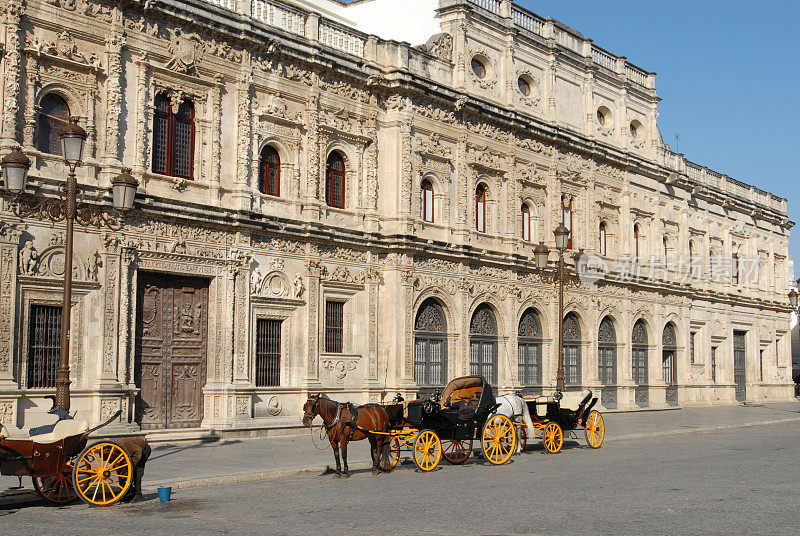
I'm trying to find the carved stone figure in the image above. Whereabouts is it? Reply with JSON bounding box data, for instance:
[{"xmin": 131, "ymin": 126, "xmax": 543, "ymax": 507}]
[
  {"xmin": 18, "ymin": 240, "xmax": 37, "ymax": 275},
  {"xmin": 420, "ymin": 33, "xmax": 453, "ymax": 62},
  {"xmin": 293, "ymin": 274, "xmax": 304, "ymax": 298}
]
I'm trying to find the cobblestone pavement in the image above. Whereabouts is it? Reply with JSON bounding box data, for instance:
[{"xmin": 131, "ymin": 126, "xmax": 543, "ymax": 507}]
[{"xmin": 1, "ymin": 420, "xmax": 798, "ymax": 535}]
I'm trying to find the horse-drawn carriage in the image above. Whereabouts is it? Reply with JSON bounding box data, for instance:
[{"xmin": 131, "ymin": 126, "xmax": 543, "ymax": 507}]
[
  {"xmin": 0, "ymin": 411, "xmax": 134, "ymax": 506},
  {"xmin": 517, "ymin": 389, "xmax": 605, "ymax": 453},
  {"xmin": 379, "ymin": 375, "xmax": 517, "ymax": 472}
]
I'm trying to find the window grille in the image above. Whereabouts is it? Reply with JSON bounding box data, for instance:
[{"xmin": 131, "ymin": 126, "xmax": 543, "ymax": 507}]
[
  {"xmin": 255, "ymin": 319, "xmax": 281, "ymax": 387},
  {"xmin": 27, "ymin": 305, "xmax": 62, "ymax": 389},
  {"xmin": 325, "ymin": 301, "xmax": 344, "ymax": 353}
]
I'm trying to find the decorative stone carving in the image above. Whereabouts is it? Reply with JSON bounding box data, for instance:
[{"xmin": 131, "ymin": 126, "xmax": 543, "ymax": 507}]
[
  {"xmin": 251, "ymin": 270, "xmax": 291, "ymax": 298},
  {"xmin": 18, "ymin": 241, "xmax": 37, "ymax": 275},
  {"xmin": 293, "ymin": 275, "xmax": 305, "ymax": 298},
  {"xmin": 323, "ymin": 359, "xmax": 357, "ymax": 379},
  {"xmin": 418, "ymin": 33, "xmax": 453, "ymax": 62},
  {"xmin": 165, "ymin": 30, "xmax": 199, "ymax": 74},
  {"xmin": 100, "ymin": 399, "xmax": 119, "ymax": 420},
  {"xmin": 267, "ymin": 396, "xmax": 282, "ymax": 416},
  {"xmin": 0, "ymin": 402, "xmax": 13, "ymax": 425}
]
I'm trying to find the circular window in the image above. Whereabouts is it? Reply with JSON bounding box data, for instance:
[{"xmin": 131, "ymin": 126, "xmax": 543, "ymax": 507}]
[
  {"xmin": 630, "ymin": 119, "xmax": 643, "ymax": 139},
  {"xmin": 518, "ymin": 76, "xmax": 531, "ymax": 96},
  {"xmin": 471, "ymin": 57, "xmax": 487, "ymax": 79},
  {"xmin": 596, "ymin": 106, "xmax": 612, "ymax": 127}
]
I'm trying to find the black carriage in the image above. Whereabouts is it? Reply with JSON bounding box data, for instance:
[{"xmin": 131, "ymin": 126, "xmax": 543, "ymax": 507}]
[
  {"xmin": 380, "ymin": 376, "xmax": 517, "ymax": 471},
  {"xmin": 521, "ymin": 389, "xmax": 605, "ymax": 453}
]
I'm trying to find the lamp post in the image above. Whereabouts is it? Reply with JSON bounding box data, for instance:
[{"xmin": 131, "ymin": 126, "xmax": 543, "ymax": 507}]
[
  {"xmin": 533, "ymin": 224, "xmax": 581, "ymax": 392},
  {"xmin": 0, "ymin": 118, "xmax": 138, "ymax": 412},
  {"xmin": 790, "ymin": 278, "xmax": 800, "ymax": 315}
]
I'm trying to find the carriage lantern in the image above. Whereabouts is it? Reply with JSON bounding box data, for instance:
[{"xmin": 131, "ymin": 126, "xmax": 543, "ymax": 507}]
[{"xmin": 0, "ymin": 145, "xmax": 31, "ymax": 194}]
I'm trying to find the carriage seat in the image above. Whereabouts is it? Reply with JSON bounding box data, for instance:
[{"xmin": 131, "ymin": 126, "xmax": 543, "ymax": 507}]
[
  {"xmin": 444, "ymin": 386, "xmax": 482, "ymax": 407},
  {"xmin": 30, "ymin": 419, "xmax": 88, "ymax": 444},
  {"xmin": 522, "ymin": 395, "xmax": 541, "ymax": 402},
  {"xmin": 557, "ymin": 390, "xmax": 591, "ymax": 412}
]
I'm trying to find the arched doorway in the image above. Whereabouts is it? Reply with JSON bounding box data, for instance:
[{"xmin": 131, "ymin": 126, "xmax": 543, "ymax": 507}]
[
  {"xmin": 414, "ymin": 299, "xmax": 447, "ymax": 393},
  {"xmin": 598, "ymin": 316, "xmax": 617, "ymax": 408},
  {"xmin": 632, "ymin": 320, "xmax": 649, "ymax": 407},
  {"xmin": 662, "ymin": 323, "xmax": 678, "ymax": 406},
  {"xmin": 518, "ymin": 308, "xmax": 543, "ymax": 393},
  {"xmin": 470, "ymin": 304, "xmax": 498, "ymax": 384},
  {"xmin": 563, "ymin": 312, "xmax": 582, "ymax": 388}
]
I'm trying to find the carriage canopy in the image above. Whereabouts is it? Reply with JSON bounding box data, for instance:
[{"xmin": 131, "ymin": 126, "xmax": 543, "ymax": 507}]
[{"xmin": 440, "ymin": 375, "xmax": 495, "ymax": 409}]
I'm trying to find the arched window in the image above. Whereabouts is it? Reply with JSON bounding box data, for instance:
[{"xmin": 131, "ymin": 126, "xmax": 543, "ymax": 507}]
[
  {"xmin": 36, "ymin": 94, "xmax": 70, "ymax": 155},
  {"xmin": 598, "ymin": 317, "xmax": 616, "ymax": 385},
  {"xmin": 258, "ymin": 145, "xmax": 280, "ymax": 196},
  {"xmin": 414, "ymin": 298, "xmax": 447, "ymax": 387},
  {"xmin": 599, "ymin": 222, "xmax": 607, "ymax": 256},
  {"xmin": 632, "ymin": 320, "xmax": 649, "ymax": 406},
  {"xmin": 561, "ymin": 197, "xmax": 573, "ymax": 249},
  {"xmin": 633, "ymin": 224, "xmax": 641, "ymax": 261},
  {"xmin": 563, "ymin": 312, "xmax": 581, "ymax": 386},
  {"xmin": 518, "ymin": 308, "xmax": 542, "ymax": 387},
  {"xmin": 326, "ymin": 152, "xmax": 345, "ymax": 209},
  {"xmin": 470, "ymin": 304, "xmax": 498, "ymax": 384},
  {"xmin": 475, "ymin": 184, "xmax": 487, "ymax": 233},
  {"xmin": 152, "ymin": 94, "xmax": 195, "ymax": 179},
  {"xmin": 421, "ymin": 180, "xmax": 434, "ymax": 223},
  {"xmin": 521, "ymin": 204, "xmax": 531, "ymax": 241}
]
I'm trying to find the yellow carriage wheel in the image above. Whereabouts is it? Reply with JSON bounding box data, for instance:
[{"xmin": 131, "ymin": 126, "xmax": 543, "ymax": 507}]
[
  {"xmin": 413, "ymin": 430, "xmax": 441, "ymax": 472},
  {"xmin": 543, "ymin": 422, "xmax": 563, "ymax": 453},
  {"xmin": 32, "ymin": 472, "xmax": 78, "ymax": 504},
  {"xmin": 72, "ymin": 441, "xmax": 133, "ymax": 506},
  {"xmin": 584, "ymin": 410, "xmax": 605, "ymax": 449},
  {"xmin": 481, "ymin": 414, "xmax": 516, "ymax": 465},
  {"xmin": 516, "ymin": 425, "xmax": 528, "ymax": 453},
  {"xmin": 441, "ymin": 439, "xmax": 472, "ymax": 465},
  {"xmin": 377, "ymin": 437, "xmax": 401, "ymax": 471}
]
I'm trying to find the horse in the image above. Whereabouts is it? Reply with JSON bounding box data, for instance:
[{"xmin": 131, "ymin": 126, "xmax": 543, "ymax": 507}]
[
  {"xmin": 492, "ymin": 394, "xmax": 535, "ymax": 454},
  {"xmin": 302, "ymin": 394, "xmax": 391, "ymax": 478}
]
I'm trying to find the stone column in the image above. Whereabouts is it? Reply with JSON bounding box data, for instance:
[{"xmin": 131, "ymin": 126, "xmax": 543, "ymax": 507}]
[
  {"xmin": 101, "ymin": 33, "xmax": 126, "ymax": 179},
  {"xmin": 303, "ymin": 83, "xmax": 320, "ymax": 218},
  {"xmin": 234, "ymin": 65, "xmax": 253, "ymax": 208},
  {"xmin": 118, "ymin": 247, "xmax": 137, "ymax": 387},
  {"xmin": 1, "ymin": 0, "xmax": 24, "ymax": 148},
  {"xmin": 209, "ymin": 75, "xmax": 224, "ymax": 201},
  {"xmin": 366, "ymin": 269, "xmax": 380, "ymax": 382},
  {"xmin": 232, "ymin": 250, "xmax": 251, "ymax": 384},
  {"xmin": 401, "ymin": 268, "xmax": 416, "ymax": 386},
  {"xmin": 22, "ymin": 56, "xmax": 40, "ymax": 150}
]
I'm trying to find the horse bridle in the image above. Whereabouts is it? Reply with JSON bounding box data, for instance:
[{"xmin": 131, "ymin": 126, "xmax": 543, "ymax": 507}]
[{"xmin": 304, "ymin": 396, "xmax": 342, "ymax": 431}]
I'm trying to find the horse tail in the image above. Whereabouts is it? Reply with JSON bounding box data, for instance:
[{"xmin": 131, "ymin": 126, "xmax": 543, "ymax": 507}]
[{"xmin": 520, "ymin": 396, "xmax": 536, "ymax": 440}]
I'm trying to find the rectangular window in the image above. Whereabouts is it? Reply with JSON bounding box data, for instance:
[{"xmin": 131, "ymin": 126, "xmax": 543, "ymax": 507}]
[
  {"xmin": 775, "ymin": 339, "xmax": 780, "ymax": 367},
  {"xmin": 759, "ymin": 349, "xmax": 764, "ymax": 382},
  {"xmin": 27, "ymin": 305, "xmax": 62, "ymax": 388},
  {"xmin": 690, "ymin": 332, "xmax": 696, "ymax": 364},
  {"xmin": 732, "ymin": 253, "xmax": 740, "ymax": 285},
  {"xmin": 518, "ymin": 343, "xmax": 541, "ymax": 385},
  {"xmin": 255, "ymin": 319, "xmax": 281, "ymax": 387},
  {"xmin": 324, "ymin": 301, "xmax": 344, "ymax": 353}
]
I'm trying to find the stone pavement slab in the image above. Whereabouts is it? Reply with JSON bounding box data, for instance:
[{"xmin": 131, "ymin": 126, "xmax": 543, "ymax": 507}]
[{"xmin": 2, "ymin": 400, "xmax": 798, "ymax": 502}]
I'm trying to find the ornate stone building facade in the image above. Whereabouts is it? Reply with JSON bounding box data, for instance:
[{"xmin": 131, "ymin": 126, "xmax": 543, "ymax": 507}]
[{"xmin": 0, "ymin": 0, "xmax": 794, "ymax": 435}]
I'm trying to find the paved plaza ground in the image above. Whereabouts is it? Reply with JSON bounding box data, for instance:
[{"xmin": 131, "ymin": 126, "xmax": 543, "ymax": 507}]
[{"xmin": 2, "ymin": 402, "xmax": 799, "ymax": 534}]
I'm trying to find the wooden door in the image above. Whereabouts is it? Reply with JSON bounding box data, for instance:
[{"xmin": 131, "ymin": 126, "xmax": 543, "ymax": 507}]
[{"xmin": 134, "ymin": 273, "xmax": 208, "ymax": 430}]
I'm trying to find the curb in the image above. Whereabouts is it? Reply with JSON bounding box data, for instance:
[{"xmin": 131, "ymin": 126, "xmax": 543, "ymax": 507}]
[{"xmin": 141, "ymin": 416, "xmax": 800, "ymax": 493}]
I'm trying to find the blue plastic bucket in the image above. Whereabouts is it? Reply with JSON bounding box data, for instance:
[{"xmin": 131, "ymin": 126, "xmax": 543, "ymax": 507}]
[{"xmin": 157, "ymin": 486, "xmax": 172, "ymax": 502}]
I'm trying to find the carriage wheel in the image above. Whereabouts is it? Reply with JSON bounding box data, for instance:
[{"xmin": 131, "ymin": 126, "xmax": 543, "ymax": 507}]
[
  {"xmin": 584, "ymin": 410, "xmax": 605, "ymax": 449},
  {"xmin": 481, "ymin": 414, "xmax": 516, "ymax": 465},
  {"xmin": 377, "ymin": 437, "xmax": 401, "ymax": 471},
  {"xmin": 441, "ymin": 439, "xmax": 472, "ymax": 465},
  {"xmin": 516, "ymin": 425, "xmax": 528, "ymax": 452},
  {"xmin": 32, "ymin": 472, "xmax": 78, "ymax": 504},
  {"xmin": 413, "ymin": 430, "xmax": 441, "ymax": 472},
  {"xmin": 72, "ymin": 441, "xmax": 133, "ymax": 506},
  {"xmin": 543, "ymin": 422, "xmax": 563, "ymax": 454}
]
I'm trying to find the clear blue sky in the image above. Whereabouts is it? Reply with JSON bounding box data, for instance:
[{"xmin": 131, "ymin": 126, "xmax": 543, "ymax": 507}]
[{"xmin": 516, "ymin": 0, "xmax": 799, "ymax": 279}]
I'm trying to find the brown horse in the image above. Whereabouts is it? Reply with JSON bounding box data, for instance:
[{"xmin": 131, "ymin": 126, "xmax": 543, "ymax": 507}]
[{"xmin": 302, "ymin": 394, "xmax": 391, "ymax": 477}]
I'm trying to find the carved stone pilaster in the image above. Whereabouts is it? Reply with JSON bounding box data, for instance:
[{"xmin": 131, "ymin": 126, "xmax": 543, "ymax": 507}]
[
  {"xmin": 102, "ymin": 33, "xmax": 126, "ymax": 173},
  {"xmin": 118, "ymin": 247, "xmax": 137, "ymax": 386},
  {"xmin": 210, "ymin": 75, "xmax": 224, "ymax": 197},
  {"xmin": 224, "ymin": 264, "xmax": 237, "ymax": 383},
  {"xmin": 232, "ymin": 251, "xmax": 251, "ymax": 383},
  {"xmin": 0, "ymin": 222, "xmax": 22, "ymax": 382},
  {"xmin": 100, "ymin": 237, "xmax": 121, "ymax": 381},
  {"xmin": 400, "ymin": 109, "xmax": 413, "ymax": 216},
  {"xmin": 133, "ymin": 54, "xmax": 150, "ymax": 176},
  {"xmin": 456, "ymin": 135, "xmax": 469, "ymax": 227},
  {"xmin": 305, "ymin": 261, "xmax": 321, "ymax": 383},
  {"xmin": 365, "ymin": 108, "xmax": 379, "ymax": 212},
  {"xmin": 367, "ymin": 274, "xmax": 379, "ymax": 380},
  {"xmin": 1, "ymin": 0, "xmax": 24, "ymax": 146},
  {"xmin": 235, "ymin": 68, "xmax": 252, "ymax": 190},
  {"xmin": 401, "ymin": 269, "xmax": 415, "ymax": 381},
  {"xmin": 22, "ymin": 56, "xmax": 40, "ymax": 149},
  {"xmin": 305, "ymin": 81, "xmax": 321, "ymax": 205}
]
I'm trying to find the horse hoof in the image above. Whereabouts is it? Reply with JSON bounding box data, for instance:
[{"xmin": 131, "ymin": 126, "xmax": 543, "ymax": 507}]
[
  {"xmin": 371, "ymin": 468, "xmax": 380, "ymax": 476},
  {"xmin": 341, "ymin": 472, "xmax": 350, "ymax": 478},
  {"xmin": 332, "ymin": 473, "xmax": 341, "ymax": 479}
]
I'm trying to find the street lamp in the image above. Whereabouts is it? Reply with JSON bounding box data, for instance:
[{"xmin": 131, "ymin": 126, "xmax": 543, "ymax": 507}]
[
  {"xmin": 531, "ymin": 225, "xmax": 582, "ymax": 392},
  {"xmin": 790, "ymin": 279, "xmax": 799, "ymax": 314},
  {"xmin": 0, "ymin": 120, "xmax": 138, "ymax": 412}
]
